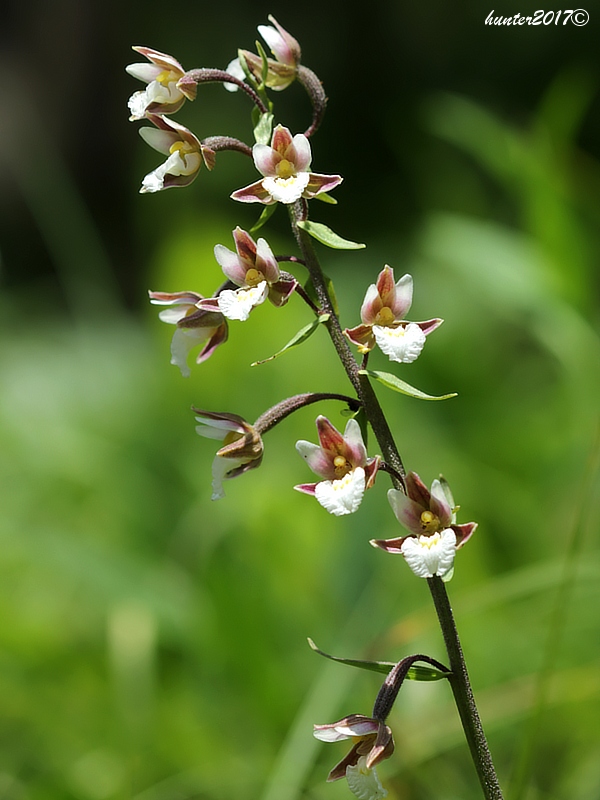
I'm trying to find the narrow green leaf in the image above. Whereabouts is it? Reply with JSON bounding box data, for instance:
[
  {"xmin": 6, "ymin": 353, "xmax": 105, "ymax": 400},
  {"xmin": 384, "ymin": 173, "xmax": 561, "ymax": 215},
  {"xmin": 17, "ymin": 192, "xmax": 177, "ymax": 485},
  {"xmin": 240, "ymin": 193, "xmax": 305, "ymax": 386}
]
[
  {"xmin": 307, "ymin": 639, "xmax": 450, "ymax": 681},
  {"xmin": 359, "ymin": 370, "xmax": 457, "ymax": 401},
  {"xmin": 313, "ymin": 192, "xmax": 338, "ymax": 205},
  {"xmin": 255, "ymin": 40, "xmax": 270, "ymax": 84},
  {"xmin": 249, "ymin": 203, "xmax": 277, "ymax": 234},
  {"xmin": 297, "ymin": 220, "xmax": 365, "ymax": 250},
  {"xmin": 252, "ymin": 315, "xmax": 330, "ymax": 366},
  {"xmin": 254, "ymin": 112, "xmax": 274, "ymax": 145}
]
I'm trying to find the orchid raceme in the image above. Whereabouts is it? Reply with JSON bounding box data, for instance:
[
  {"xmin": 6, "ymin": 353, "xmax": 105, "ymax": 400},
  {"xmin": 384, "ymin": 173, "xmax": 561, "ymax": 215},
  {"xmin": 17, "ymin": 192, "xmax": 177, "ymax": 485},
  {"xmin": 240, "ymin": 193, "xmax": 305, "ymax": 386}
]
[
  {"xmin": 126, "ymin": 46, "xmax": 195, "ymax": 121},
  {"xmin": 148, "ymin": 291, "xmax": 228, "ymax": 377},
  {"xmin": 225, "ymin": 15, "xmax": 300, "ymax": 92},
  {"xmin": 344, "ymin": 266, "xmax": 443, "ymax": 363},
  {"xmin": 295, "ymin": 417, "xmax": 379, "ymax": 516},
  {"xmin": 231, "ymin": 125, "xmax": 342, "ymax": 205},
  {"xmin": 314, "ymin": 714, "xmax": 393, "ymax": 800},
  {"xmin": 194, "ymin": 410, "xmax": 264, "ymax": 500},
  {"xmin": 371, "ymin": 472, "xmax": 478, "ymax": 579},
  {"xmin": 214, "ymin": 228, "xmax": 296, "ymax": 321},
  {"xmin": 138, "ymin": 115, "xmax": 211, "ymax": 193}
]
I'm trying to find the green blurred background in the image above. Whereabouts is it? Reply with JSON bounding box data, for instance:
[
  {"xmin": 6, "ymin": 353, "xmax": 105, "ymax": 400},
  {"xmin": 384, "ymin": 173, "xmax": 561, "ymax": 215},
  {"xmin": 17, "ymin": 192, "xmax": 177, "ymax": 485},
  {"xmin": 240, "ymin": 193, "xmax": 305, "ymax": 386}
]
[{"xmin": 0, "ymin": 1, "xmax": 599, "ymax": 799}]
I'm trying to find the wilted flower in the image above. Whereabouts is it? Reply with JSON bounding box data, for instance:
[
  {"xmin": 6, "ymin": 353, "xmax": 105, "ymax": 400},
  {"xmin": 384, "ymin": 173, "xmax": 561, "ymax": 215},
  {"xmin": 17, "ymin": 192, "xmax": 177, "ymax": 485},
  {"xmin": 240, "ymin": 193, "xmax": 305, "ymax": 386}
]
[
  {"xmin": 126, "ymin": 46, "xmax": 195, "ymax": 121},
  {"xmin": 225, "ymin": 16, "xmax": 300, "ymax": 92},
  {"xmin": 213, "ymin": 227, "xmax": 296, "ymax": 320},
  {"xmin": 314, "ymin": 714, "xmax": 393, "ymax": 800},
  {"xmin": 148, "ymin": 291, "xmax": 228, "ymax": 376},
  {"xmin": 295, "ymin": 417, "xmax": 380, "ymax": 516},
  {"xmin": 138, "ymin": 115, "xmax": 211, "ymax": 193},
  {"xmin": 194, "ymin": 410, "xmax": 264, "ymax": 500},
  {"xmin": 344, "ymin": 266, "xmax": 442, "ymax": 363},
  {"xmin": 231, "ymin": 125, "xmax": 342, "ymax": 205},
  {"xmin": 371, "ymin": 472, "xmax": 477, "ymax": 579}
]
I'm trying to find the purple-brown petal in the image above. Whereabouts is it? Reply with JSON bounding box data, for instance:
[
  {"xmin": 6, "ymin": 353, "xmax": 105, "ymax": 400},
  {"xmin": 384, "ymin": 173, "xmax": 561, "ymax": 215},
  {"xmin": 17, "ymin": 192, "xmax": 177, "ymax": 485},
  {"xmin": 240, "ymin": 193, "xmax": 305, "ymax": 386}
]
[
  {"xmin": 370, "ymin": 535, "xmax": 411, "ymax": 554},
  {"xmin": 344, "ymin": 323, "xmax": 376, "ymax": 353}
]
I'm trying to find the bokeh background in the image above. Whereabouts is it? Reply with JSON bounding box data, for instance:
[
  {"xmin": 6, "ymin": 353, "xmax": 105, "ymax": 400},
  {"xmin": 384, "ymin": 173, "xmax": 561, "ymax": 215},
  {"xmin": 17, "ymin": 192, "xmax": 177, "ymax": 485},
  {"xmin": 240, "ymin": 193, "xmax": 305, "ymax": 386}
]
[{"xmin": 1, "ymin": 1, "xmax": 599, "ymax": 799}]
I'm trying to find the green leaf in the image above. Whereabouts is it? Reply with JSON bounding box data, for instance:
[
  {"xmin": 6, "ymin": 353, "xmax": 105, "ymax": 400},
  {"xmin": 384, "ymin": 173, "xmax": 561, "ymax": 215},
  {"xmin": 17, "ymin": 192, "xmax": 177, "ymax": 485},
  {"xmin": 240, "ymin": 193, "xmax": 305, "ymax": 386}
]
[
  {"xmin": 249, "ymin": 203, "xmax": 277, "ymax": 234},
  {"xmin": 313, "ymin": 192, "xmax": 338, "ymax": 205},
  {"xmin": 359, "ymin": 370, "xmax": 457, "ymax": 401},
  {"xmin": 253, "ymin": 112, "xmax": 274, "ymax": 145},
  {"xmin": 297, "ymin": 220, "xmax": 365, "ymax": 250},
  {"xmin": 252, "ymin": 315, "xmax": 330, "ymax": 366},
  {"xmin": 307, "ymin": 639, "xmax": 449, "ymax": 681}
]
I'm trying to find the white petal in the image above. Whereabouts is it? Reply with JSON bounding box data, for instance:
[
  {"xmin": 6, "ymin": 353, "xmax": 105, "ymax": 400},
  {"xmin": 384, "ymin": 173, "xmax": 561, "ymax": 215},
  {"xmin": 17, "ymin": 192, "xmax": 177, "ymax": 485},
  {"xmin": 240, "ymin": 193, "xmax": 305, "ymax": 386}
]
[
  {"xmin": 346, "ymin": 759, "xmax": 387, "ymax": 800},
  {"xmin": 400, "ymin": 529, "xmax": 456, "ymax": 578},
  {"xmin": 169, "ymin": 327, "xmax": 209, "ymax": 377},
  {"xmin": 314, "ymin": 468, "xmax": 365, "ymax": 516},
  {"xmin": 224, "ymin": 57, "xmax": 245, "ymax": 91},
  {"xmin": 372, "ymin": 322, "xmax": 426, "ymax": 363},
  {"xmin": 157, "ymin": 305, "xmax": 193, "ymax": 324},
  {"xmin": 140, "ymin": 151, "xmax": 182, "ymax": 193},
  {"xmin": 217, "ymin": 282, "xmax": 268, "ymax": 321},
  {"xmin": 211, "ymin": 455, "xmax": 244, "ymax": 500},
  {"xmin": 128, "ymin": 89, "xmax": 151, "ymax": 120},
  {"xmin": 262, "ymin": 172, "xmax": 310, "ymax": 204}
]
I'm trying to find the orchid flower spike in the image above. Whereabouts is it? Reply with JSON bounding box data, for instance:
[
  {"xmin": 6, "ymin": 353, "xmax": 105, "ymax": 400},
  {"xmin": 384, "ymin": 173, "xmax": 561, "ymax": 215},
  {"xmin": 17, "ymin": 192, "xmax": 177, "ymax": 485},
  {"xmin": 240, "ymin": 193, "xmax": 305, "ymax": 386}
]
[
  {"xmin": 194, "ymin": 410, "xmax": 264, "ymax": 500},
  {"xmin": 231, "ymin": 125, "xmax": 342, "ymax": 205},
  {"xmin": 214, "ymin": 228, "xmax": 296, "ymax": 321},
  {"xmin": 225, "ymin": 16, "xmax": 301, "ymax": 92},
  {"xmin": 371, "ymin": 472, "xmax": 478, "ymax": 580},
  {"xmin": 295, "ymin": 417, "xmax": 380, "ymax": 516},
  {"xmin": 344, "ymin": 266, "xmax": 443, "ymax": 364},
  {"xmin": 138, "ymin": 115, "xmax": 212, "ymax": 193},
  {"xmin": 148, "ymin": 291, "xmax": 228, "ymax": 376},
  {"xmin": 126, "ymin": 46, "xmax": 195, "ymax": 121},
  {"xmin": 313, "ymin": 714, "xmax": 393, "ymax": 800}
]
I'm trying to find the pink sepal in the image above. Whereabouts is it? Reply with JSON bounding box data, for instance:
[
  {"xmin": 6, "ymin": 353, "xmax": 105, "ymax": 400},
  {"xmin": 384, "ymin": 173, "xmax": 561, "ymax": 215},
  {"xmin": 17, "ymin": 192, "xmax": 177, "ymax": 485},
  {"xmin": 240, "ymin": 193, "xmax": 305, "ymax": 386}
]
[
  {"xmin": 370, "ymin": 535, "xmax": 410, "ymax": 554},
  {"xmin": 305, "ymin": 173, "xmax": 343, "ymax": 197},
  {"xmin": 294, "ymin": 483, "xmax": 317, "ymax": 496},
  {"xmin": 454, "ymin": 521, "xmax": 477, "ymax": 549},
  {"xmin": 344, "ymin": 323, "xmax": 376, "ymax": 353},
  {"xmin": 230, "ymin": 179, "xmax": 275, "ymax": 204}
]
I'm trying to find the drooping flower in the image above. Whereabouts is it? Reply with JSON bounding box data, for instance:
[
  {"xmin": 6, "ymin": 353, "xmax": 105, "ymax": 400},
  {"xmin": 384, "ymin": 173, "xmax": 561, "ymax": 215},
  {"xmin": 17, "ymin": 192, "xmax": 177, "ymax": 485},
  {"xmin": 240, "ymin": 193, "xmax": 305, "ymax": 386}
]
[
  {"xmin": 344, "ymin": 267, "xmax": 443, "ymax": 364},
  {"xmin": 314, "ymin": 714, "xmax": 393, "ymax": 800},
  {"xmin": 194, "ymin": 410, "xmax": 264, "ymax": 500},
  {"xmin": 225, "ymin": 16, "xmax": 301, "ymax": 93},
  {"xmin": 126, "ymin": 46, "xmax": 195, "ymax": 121},
  {"xmin": 213, "ymin": 227, "xmax": 296, "ymax": 321},
  {"xmin": 295, "ymin": 417, "xmax": 380, "ymax": 516},
  {"xmin": 148, "ymin": 291, "xmax": 228, "ymax": 376},
  {"xmin": 371, "ymin": 472, "xmax": 478, "ymax": 579},
  {"xmin": 138, "ymin": 115, "xmax": 211, "ymax": 194},
  {"xmin": 231, "ymin": 125, "xmax": 342, "ymax": 205}
]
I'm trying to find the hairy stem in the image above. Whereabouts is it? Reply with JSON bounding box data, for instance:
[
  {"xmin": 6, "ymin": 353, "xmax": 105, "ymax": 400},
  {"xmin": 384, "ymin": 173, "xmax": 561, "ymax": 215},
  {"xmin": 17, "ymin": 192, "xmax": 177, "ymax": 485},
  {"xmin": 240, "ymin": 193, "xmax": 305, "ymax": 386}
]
[{"xmin": 428, "ymin": 577, "xmax": 504, "ymax": 800}]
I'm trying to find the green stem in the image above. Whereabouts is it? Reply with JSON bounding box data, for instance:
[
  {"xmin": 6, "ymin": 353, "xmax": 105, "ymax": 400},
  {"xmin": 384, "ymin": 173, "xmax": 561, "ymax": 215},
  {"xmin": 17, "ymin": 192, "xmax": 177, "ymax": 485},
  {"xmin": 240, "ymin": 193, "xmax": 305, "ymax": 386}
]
[{"xmin": 288, "ymin": 204, "xmax": 503, "ymax": 800}]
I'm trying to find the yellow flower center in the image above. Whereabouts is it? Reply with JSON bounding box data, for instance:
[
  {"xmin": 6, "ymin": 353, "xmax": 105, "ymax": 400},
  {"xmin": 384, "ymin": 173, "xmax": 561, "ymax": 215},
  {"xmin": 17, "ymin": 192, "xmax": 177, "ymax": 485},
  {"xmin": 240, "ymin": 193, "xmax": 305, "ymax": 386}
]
[
  {"xmin": 169, "ymin": 141, "xmax": 196, "ymax": 156},
  {"xmin": 156, "ymin": 69, "xmax": 179, "ymax": 86},
  {"xmin": 420, "ymin": 510, "xmax": 440, "ymax": 533},
  {"xmin": 276, "ymin": 159, "xmax": 296, "ymax": 179},
  {"xmin": 333, "ymin": 455, "xmax": 351, "ymax": 478},
  {"xmin": 223, "ymin": 430, "xmax": 243, "ymax": 446},
  {"xmin": 375, "ymin": 307, "xmax": 395, "ymax": 326},
  {"xmin": 245, "ymin": 268, "xmax": 265, "ymax": 287}
]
